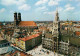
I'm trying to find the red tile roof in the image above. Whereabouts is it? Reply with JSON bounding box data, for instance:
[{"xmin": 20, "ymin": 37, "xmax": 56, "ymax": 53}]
[
  {"xmin": 19, "ymin": 21, "xmax": 37, "ymax": 27},
  {"xmin": 75, "ymin": 31, "xmax": 80, "ymax": 36},
  {"xmin": 39, "ymin": 27, "xmax": 48, "ymax": 31},
  {"xmin": 75, "ymin": 26, "xmax": 80, "ymax": 28},
  {"xmin": 20, "ymin": 33, "xmax": 41, "ymax": 41},
  {"xmin": 34, "ymin": 29, "xmax": 39, "ymax": 32}
]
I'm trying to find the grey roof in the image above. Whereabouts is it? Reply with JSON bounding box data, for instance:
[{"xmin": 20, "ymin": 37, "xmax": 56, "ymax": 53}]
[{"xmin": 0, "ymin": 40, "xmax": 9, "ymax": 44}]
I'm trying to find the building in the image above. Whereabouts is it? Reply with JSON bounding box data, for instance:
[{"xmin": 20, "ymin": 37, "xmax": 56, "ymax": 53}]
[
  {"xmin": 0, "ymin": 40, "xmax": 10, "ymax": 54},
  {"xmin": 59, "ymin": 41, "xmax": 69, "ymax": 55},
  {"xmin": 61, "ymin": 30, "xmax": 80, "ymax": 56},
  {"xmin": 0, "ymin": 22, "xmax": 3, "ymax": 29},
  {"xmin": 2, "ymin": 12, "xmax": 38, "ymax": 33},
  {"xmin": 4, "ymin": 28, "xmax": 14, "ymax": 42},
  {"xmin": 1, "ymin": 12, "xmax": 38, "ymax": 43},
  {"xmin": 73, "ymin": 26, "xmax": 80, "ymax": 36},
  {"xmin": 14, "ymin": 12, "xmax": 38, "ymax": 32},
  {"xmin": 12, "ymin": 32, "xmax": 42, "ymax": 51},
  {"xmin": 42, "ymin": 32, "xmax": 53, "ymax": 50},
  {"xmin": 42, "ymin": 10, "xmax": 61, "ymax": 52},
  {"xmin": 52, "ymin": 10, "xmax": 60, "ymax": 52}
]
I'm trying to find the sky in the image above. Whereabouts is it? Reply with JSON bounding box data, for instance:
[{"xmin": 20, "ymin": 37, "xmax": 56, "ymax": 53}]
[{"xmin": 0, "ymin": 0, "xmax": 80, "ymax": 21}]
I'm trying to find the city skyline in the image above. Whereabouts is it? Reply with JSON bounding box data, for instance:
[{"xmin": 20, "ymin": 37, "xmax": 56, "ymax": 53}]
[
  {"xmin": 0, "ymin": 1, "xmax": 80, "ymax": 56},
  {"xmin": 0, "ymin": 0, "xmax": 80, "ymax": 21}
]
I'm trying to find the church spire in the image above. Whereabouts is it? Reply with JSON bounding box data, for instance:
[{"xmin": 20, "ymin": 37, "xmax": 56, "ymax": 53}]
[{"xmin": 55, "ymin": 10, "xmax": 59, "ymax": 21}]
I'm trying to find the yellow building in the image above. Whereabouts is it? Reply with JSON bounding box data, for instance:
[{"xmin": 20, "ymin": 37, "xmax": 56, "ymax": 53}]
[{"xmin": 13, "ymin": 33, "xmax": 42, "ymax": 51}]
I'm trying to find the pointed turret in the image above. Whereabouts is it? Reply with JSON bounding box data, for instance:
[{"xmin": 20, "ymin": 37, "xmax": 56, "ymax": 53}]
[
  {"xmin": 52, "ymin": 10, "xmax": 60, "ymax": 35},
  {"xmin": 55, "ymin": 10, "xmax": 59, "ymax": 21}
]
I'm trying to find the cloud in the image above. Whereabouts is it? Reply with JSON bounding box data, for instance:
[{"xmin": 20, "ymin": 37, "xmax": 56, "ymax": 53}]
[
  {"xmin": 48, "ymin": 0, "xmax": 58, "ymax": 6},
  {"xmin": 1, "ymin": 0, "xmax": 26, "ymax": 6},
  {"xmin": 65, "ymin": 7, "xmax": 75, "ymax": 11},
  {"xmin": 1, "ymin": 0, "xmax": 31, "ymax": 11},
  {"xmin": 36, "ymin": 6, "xmax": 48, "ymax": 11},
  {"xmin": 64, "ymin": 4, "xmax": 75, "ymax": 11},
  {"xmin": 44, "ymin": 11, "xmax": 56, "ymax": 15},
  {"xmin": 75, "ymin": 0, "xmax": 80, "ymax": 1},
  {"xmin": 18, "ymin": 4, "xmax": 31, "ymax": 11},
  {"xmin": 69, "ymin": 0, "xmax": 72, "ymax": 1},
  {"xmin": 43, "ymin": 7, "xmax": 63, "ymax": 15},
  {"xmin": 58, "ymin": 7, "xmax": 63, "ymax": 12},
  {"xmin": 65, "ymin": 4, "xmax": 70, "ymax": 8},
  {"xmin": 35, "ymin": 0, "xmax": 48, "ymax": 6},
  {"xmin": 48, "ymin": 0, "xmax": 61, "ymax": 6},
  {"xmin": 0, "ymin": 8, "xmax": 5, "ymax": 13}
]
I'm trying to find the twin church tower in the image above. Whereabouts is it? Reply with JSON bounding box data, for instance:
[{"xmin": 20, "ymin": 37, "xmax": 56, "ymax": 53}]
[{"xmin": 14, "ymin": 12, "xmax": 21, "ymax": 26}]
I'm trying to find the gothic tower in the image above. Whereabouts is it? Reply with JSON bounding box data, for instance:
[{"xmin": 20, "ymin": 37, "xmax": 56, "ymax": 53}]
[
  {"xmin": 18, "ymin": 12, "xmax": 21, "ymax": 22},
  {"xmin": 14, "ymin": 12, "xmax": 21, "ymax": 26},
  {"xmin": 52, "ymin": 10, "xmax": 60, "ymax": 52},
  {"xmin": 52, "ymin": 10, "xmax": 60, "ymax": 36},
  {"xmin": 42, "ymin": 9, "xmax": 61, "ymax": 52},
  {"xmin": 14, "ymin": 12, "xmax": 18, "ymax": 26}
]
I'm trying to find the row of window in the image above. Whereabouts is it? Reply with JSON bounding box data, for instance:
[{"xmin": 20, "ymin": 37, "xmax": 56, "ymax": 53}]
[{"xmin": 0, "ymin": 43, "xmax": 10, "ymax": 48}]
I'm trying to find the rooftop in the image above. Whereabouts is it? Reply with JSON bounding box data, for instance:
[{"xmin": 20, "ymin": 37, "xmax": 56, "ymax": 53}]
[
  {"xmin": 74, "ymin": 26, "xmax": 80, "ymax": 28},
  {"xmin": 61, "ymin": 32, "xmax": 80, "ymax": 46},
  {"xmin": 20, "ymin": 33, "xmax": 41, "ymax": 41},
  {"xmin": 19, "ymin": 21, "xmax": 37, "ymax": 27},
  {"xmin": 45, "ymin": 33, "xmax": 52, "ymax": 38},
  {"xmin": 0, "ymin": 40, "xmax": 9, "ymax": 44}
]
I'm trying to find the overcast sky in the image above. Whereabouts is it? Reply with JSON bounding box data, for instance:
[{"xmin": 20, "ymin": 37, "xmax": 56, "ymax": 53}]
[{"xmin": 0, "ymin": 0, "xmax": 80, "ymax": 21}]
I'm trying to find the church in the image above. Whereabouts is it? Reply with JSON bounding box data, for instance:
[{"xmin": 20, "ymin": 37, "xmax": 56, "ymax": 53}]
[{"xmin": 14, "ymin": 12, "xmax": 38, "ymax": 32}]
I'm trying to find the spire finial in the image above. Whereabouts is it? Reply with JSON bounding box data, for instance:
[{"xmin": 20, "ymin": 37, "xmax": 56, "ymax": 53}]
[{"xmin": 56, "ymin": 0, "xmax": 58, "ymax": 10}]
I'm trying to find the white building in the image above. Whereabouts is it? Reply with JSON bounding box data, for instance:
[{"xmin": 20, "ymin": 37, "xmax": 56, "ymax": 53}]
[{"xmin": 0, "ymin": 40, "xmax": 12, "ymax": 54}]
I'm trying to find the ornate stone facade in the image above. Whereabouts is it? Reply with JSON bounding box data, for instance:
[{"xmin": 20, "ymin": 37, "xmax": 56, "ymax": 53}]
[{"xmin": 42, "ymin": 10, "xmax": 60, "ymax": 52}]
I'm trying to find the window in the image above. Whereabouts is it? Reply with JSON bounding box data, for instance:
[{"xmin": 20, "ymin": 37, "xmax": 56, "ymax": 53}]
[
  {"xmin": 7, "ymin": 43, "xmax": 10, "ymax": 46},
  {"xmin": 22, "ymin": 43, "xmax": 24, "ymax": 45},
  {"xmin": 54, "ymin": 29, "xmax": 57, "ymax": 31},
  {"xmin": 4, "ymin": 44, "xmax": 7, "ymax": 46},
  {"xmin": 0, "ymin": 45, "xmax": 1, "ymax": 48},
  {"xmin": 2, "ymin": 44, "xmax": 4, "ymax": 47}
]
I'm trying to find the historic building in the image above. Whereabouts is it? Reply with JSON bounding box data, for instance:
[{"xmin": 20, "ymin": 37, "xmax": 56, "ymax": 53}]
[
  {"xmin": 42, "ymin": 10, "xmax": 61, "ymax": 52},
  {"xmin": 12, "ymin": 32, "xmax": 42, "ymax": 51},
  {"xmin": 9, "ymin": 12, "xmax": 42, "ymax": 51},
  {"xmin": 52, "ymin": 10, "xmax": 60, "ymax": 52},
  {"xmin": 14, "ymin": 12, "xmax": 21, "ymax": 26},
  {"xmin": 42, "ymin": 10, "xmax": 80, "ymax": 56},
  {"xmin": 59, "ymin": 40, "xmax": 69, "ymax": 55},
  {"xmin": 2, "ymin": 12, "xmax": 38, "ymax": 42},
  {"xmin": 14, "ymin": 12, "xmax": 38, "ymax": 32}
]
